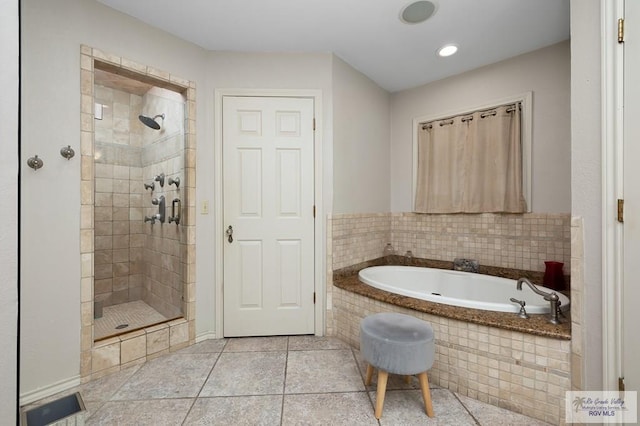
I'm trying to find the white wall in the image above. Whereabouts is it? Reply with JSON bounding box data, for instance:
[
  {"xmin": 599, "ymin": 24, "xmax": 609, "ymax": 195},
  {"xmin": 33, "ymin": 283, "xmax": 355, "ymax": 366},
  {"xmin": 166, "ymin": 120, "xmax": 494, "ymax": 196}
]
[
  {"xmin": 570, "ymin": 0, "xmax": 602, "ymax": 390},
  {"xmin": 0, "ymin": 0, "xmax": 19, "ymax": 421},
  {"xmin": 200, "ymin": 51, "xmax": 334, "ymax": 336},
  {"xmin": 390, "ymin": 41, "xmax": 571, "ymax": 213},
  {"xmin": 21, "ymin": 0, "xmax": 339, "ymax": 395},
  {"xmin": 20, "ymin": 0, "xmax": 580, "ymax": 401},
  {"xmin": 21, "ymin": 0, "xmax": 207, "ymax": 396},
  {"xmin": 332, "ymin": 56, "xmax": 391, "ymax": 214}
]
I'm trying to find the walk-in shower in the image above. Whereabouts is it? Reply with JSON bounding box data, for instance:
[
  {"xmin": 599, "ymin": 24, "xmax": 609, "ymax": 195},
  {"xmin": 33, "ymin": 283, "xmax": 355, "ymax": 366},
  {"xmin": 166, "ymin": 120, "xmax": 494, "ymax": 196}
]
[{"xmin": 92, "ymin": 67, "xmax": 186, "ymax": 340}]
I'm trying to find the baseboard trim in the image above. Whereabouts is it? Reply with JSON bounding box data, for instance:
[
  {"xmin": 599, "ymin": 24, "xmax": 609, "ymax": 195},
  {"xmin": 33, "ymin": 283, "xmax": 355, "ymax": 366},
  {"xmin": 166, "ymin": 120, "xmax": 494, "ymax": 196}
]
[
  {"xmin": 19, "ymin": 375, "xmax": 81, "ymax": 406},
  {"xmin": 196, "ymin": 331, "xmax": 218, "ymax": 342}
]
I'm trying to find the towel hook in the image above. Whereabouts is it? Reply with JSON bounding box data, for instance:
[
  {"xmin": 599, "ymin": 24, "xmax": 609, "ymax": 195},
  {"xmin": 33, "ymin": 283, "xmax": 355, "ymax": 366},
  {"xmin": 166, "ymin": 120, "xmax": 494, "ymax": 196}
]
[
  {"xmin": 60, "ymin": 145, "xmax": 75, "ymax": 160},
  {"xmin": 27, "ymin": 155, "xmax": 44, "ymax": 170}
]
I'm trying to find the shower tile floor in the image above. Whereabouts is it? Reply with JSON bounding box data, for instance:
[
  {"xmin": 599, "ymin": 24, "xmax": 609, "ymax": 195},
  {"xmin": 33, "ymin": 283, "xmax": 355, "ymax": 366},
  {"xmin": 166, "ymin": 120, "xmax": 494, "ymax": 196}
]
[
  {"xmin": 24, "ymin": 336, "xmax": 551, "ymax": 425},
  {"xmin": 94, "ymin": 300, "xmax": 167, "ymax": 340}
]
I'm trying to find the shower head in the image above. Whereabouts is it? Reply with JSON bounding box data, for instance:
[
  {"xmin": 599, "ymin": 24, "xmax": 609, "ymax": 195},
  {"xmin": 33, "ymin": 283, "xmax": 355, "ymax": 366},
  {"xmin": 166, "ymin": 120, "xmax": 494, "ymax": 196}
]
[{"xmin": 138, "ymin": 113, "xmax": 165, "ymax": 130}]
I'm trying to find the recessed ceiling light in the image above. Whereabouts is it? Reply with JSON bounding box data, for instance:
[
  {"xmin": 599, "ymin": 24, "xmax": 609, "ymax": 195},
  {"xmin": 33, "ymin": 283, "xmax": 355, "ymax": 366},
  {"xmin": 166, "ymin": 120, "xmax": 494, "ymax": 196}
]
[
  {"xmin": 400, "ymin": 1, "xmax": 436, "ymax": 24},
  {"xmin": 437, "ymin": 44, "xmax": 458, "ymax": 57}
]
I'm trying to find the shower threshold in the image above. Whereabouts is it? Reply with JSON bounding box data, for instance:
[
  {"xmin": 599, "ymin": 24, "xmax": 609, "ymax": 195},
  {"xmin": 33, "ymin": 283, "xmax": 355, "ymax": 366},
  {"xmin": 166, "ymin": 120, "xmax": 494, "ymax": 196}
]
[{"xmin": 94, "ymin": 300, "xmax": 174, "ymax": 341}]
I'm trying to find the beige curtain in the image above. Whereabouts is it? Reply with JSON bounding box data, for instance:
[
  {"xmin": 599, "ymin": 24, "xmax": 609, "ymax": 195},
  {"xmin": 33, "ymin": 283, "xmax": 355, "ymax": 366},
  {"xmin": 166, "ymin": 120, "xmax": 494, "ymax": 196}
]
[{"xmin": 415, "ymin": 104, "xmax": 526, "ymax": 213}]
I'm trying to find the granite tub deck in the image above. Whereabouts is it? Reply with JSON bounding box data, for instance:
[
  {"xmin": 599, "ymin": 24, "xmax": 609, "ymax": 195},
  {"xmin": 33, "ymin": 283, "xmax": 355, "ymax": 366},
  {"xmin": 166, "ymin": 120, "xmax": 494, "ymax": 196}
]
[{"xmin": 333, "ymin": 256, "xmax": 571, "ymax": 340}]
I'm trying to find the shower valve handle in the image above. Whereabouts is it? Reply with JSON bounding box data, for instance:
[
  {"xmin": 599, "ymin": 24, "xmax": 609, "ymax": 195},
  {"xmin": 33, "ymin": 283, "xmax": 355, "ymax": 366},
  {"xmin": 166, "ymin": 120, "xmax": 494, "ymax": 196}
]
[{"xmin": 226, "ymin": 226, "xmax": 234, "ymax": 243}]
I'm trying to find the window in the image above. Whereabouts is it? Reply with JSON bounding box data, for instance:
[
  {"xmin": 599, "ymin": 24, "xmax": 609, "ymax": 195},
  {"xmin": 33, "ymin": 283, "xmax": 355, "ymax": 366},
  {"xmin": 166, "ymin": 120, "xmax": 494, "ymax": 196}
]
[{"xmin": 412, "ymin": 93, "xmax": 532, "ymax": 213}]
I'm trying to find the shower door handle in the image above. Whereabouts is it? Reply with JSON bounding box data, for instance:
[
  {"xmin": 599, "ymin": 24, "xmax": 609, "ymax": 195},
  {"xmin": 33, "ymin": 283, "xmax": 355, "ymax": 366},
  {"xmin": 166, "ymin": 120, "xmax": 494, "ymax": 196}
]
[{"xmin": 226, "ymin": 225, "xmax": 233, "ymax": 243}]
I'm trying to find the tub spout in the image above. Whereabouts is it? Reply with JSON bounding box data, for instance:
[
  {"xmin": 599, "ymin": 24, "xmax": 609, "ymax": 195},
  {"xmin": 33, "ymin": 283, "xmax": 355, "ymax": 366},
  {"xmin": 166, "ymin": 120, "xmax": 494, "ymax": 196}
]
[{"xmin": 516, "ymin": 278, "xmax": 561, "ymax": 325}]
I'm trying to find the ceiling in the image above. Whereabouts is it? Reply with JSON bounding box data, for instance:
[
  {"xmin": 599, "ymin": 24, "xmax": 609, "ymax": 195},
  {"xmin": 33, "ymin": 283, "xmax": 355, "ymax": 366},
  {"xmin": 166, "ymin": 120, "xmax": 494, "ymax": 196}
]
[{"xmin": 97, "ymin": 0, "xmax": 570, "ymax": 93}]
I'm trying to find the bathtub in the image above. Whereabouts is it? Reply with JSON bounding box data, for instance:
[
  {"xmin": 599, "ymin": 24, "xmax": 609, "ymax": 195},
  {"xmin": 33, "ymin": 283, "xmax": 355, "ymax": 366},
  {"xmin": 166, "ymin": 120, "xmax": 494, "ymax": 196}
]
[{"xmin": 358, "ymin": 265, "xmax": 570, "ymax": 314}]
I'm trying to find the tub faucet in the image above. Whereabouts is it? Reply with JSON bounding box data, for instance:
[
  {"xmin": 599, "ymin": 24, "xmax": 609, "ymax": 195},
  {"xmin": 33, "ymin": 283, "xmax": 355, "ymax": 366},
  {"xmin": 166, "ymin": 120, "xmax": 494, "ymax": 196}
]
[{"xmin": 516, "ymin": 278, "xmax": 561, "ymax": 325}]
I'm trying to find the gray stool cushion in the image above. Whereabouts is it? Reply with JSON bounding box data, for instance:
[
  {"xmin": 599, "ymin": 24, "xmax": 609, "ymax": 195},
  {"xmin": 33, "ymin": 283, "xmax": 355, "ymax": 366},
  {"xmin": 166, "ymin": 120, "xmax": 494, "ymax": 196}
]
[{"xmin": 360, "ymin": 313, "xmax": 435, "ymax": 376}]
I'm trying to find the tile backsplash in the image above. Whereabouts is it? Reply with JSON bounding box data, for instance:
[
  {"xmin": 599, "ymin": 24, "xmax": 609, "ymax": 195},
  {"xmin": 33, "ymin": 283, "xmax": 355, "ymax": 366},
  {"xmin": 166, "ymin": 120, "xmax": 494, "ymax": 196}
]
[{"xmin": 330, "ymin": 212, "xmax": 571, "ymax": 273}]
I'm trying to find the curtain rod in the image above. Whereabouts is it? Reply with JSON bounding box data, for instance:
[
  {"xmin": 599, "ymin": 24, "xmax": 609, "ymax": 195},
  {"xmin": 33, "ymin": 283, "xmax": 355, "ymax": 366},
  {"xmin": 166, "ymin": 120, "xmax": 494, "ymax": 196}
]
[{"xmin": 421, "ymin": 102, "xmax": 521, "ymax": 130}]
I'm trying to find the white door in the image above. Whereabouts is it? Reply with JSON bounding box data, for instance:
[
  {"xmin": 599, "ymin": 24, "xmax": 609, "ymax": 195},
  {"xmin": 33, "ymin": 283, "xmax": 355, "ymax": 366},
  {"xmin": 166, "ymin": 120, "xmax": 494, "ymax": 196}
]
[
  {"xmin": 623, "ymin": 0, "xmax": 640, "ymax": 392},
  {"xmin": 223, "ymin": 96, "xmax": 315, "ymax": 336}
]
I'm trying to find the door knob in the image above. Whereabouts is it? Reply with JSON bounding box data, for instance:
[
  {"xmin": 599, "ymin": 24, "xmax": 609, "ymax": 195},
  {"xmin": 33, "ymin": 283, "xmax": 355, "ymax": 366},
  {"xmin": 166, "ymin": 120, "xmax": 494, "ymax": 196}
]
[{"xmin": 226, "ymin": 225, "xmax": 233, "ymax": 243}]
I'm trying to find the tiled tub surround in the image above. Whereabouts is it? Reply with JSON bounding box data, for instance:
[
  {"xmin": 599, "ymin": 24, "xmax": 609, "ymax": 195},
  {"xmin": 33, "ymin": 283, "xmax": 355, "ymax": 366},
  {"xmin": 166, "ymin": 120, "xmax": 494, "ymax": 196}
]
[
  {"xmin": 333, "ymin": 266, "xmax": 571, "ymax": 424},
  {"xmin": 328, "ymin": 213, "xmax": 572, "ymax": 424},
  {"xmin": 80, "ymin": 45, "xmax": 197, "ymax": 382},
  {"xmin": 331, "ymin": 212, "xmax": 571, "ymax": 273},
  {"xmin": 327, "ymin": 212, "xmax": 571, "ymax": 343},
  {"xmin": 335, "ymin": 257, "xmax": 571, "ymax": 339},
  {"xmin": 569, "ymin": 216, "xmax": 585, "ymax": 391}
]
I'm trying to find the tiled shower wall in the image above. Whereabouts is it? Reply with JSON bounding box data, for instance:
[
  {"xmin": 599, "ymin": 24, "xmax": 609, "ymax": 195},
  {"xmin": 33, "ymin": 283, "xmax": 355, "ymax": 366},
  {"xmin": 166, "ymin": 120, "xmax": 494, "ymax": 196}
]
[
  {"xmin": 94, "ymin": 85, "xmax": 145, "ymax": 308},
  {"xmin": 93, "ymin": 85, "xmax": 186, "ymax": 319},
  {"xmin": 141, "ymin": 88, "xmax": 185, "ymax": 319},
  {"xmin": 80, "ymin": 46, "xmax": 197, "ymax": 381}
]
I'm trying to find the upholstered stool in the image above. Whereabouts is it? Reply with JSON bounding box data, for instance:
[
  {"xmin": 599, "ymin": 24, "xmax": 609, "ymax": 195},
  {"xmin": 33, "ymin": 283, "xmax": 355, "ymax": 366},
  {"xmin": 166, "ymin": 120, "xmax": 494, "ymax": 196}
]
[{"xmin": 360, "ymin": 312, "xmax": 435, "ymax": 419}]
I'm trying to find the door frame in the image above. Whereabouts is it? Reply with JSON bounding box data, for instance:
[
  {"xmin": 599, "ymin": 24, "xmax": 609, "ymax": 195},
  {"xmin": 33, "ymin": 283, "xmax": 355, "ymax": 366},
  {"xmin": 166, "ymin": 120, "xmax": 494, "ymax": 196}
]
[
  {"xmin": 214, "ymin": 89, "xmax": 325, "ymax": 337},
  {"xmin": 602, "ymin": 0, "xmax": 625, "ymax": 390}
]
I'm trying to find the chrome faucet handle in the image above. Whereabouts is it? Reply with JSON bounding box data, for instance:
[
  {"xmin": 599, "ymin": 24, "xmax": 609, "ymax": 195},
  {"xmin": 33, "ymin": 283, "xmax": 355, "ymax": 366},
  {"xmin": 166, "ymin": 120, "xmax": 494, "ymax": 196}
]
[
  {"xmin": 556, "ymin": 299, "xmax": 566, "ymax": 318},
  {"xmin": 168, "ymin": 176, "xmax": 180, "ymax": 188},
  {"xmin": 510, "ymin": 298, "xmax": 529, "ymax": 319},
  {"xmin": 155, "ymin": 173, "xmax": 165, "ymax": 187},
  {"xmin": 546, "ymin": 292, "xmax": 561, "ymax": 325}
]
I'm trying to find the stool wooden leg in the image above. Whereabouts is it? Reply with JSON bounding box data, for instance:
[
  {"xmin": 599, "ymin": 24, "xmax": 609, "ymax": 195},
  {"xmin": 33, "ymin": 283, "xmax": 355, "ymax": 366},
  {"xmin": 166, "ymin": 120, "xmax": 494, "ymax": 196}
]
[
  {"xmin": 374, "ymin": 370, "xmax": 389, "ymax": 419},
  {"xmin": 365, "ymin": 364, "xmax": 374, "ymax": 386},
  {"xmin": 417, "ymin": 372, "xmax": 434, "ymax": 417},
  {"xmin": 404, "ymin": 375, "xmax": 412, "ymax": 385}
]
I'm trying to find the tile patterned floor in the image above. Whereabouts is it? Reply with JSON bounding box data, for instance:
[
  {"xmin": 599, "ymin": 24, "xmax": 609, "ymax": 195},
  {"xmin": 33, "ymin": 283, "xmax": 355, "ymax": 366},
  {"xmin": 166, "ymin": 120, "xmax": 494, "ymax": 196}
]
[
  {"xmin": 24, "ymin": 336, "xmax": 551, "ymax": 425},
  {"xmin": 94, "ymin": 300, "xmax": 167, "ymax": 340}
]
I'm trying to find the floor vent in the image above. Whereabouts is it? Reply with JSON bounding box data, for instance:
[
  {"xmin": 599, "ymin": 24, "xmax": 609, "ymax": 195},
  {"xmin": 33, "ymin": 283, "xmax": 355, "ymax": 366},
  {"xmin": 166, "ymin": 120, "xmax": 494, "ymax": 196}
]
[{"xmin": 22, "ymin": 392, "xmax": 85, "ymax": 426}]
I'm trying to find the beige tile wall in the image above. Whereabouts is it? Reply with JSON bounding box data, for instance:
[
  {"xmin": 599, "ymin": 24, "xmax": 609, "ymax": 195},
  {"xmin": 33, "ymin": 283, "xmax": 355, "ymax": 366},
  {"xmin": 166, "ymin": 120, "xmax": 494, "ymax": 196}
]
[
  {"xmin": 80, "ymin": 45, "xmax": 197, "ymax": 382},
  {"xmin": 333, "ymin": 287, "xmax": 571, "ymax": 425},
  {"xmin": 330, "ymin": 212, "xmax": 571, "ymax": 273},
  {"xmin": 140, "ymin": 89, "xmax": 185, "ymax": 319},
  {"xmin": 391, "ymin": 213, "xmax": 571, "ymax": 273},
  {"xmin": 327, "ymin": 213, "xmax": 390, "ymax": 335},
  {"xmin": 570, "ymin": 216, "xmax": 584, "ymax": 391},
  {"xmin": 93, "ymin": 85, "xmax": 145, "ymax": 308},
  {"xmin": 331, "ymin": 213, "xmax": 391, "ymax": 270},
  {"xmin": 327, "ymin": 212, "xmax": 573, "ymax": 423}
]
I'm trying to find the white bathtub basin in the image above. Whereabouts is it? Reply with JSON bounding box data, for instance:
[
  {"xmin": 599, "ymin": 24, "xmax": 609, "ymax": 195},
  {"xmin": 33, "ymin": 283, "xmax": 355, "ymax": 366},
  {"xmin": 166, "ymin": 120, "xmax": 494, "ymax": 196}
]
[{"xmin": 358, "ymin": 265, "xmax": 570, "ymax": 314}]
